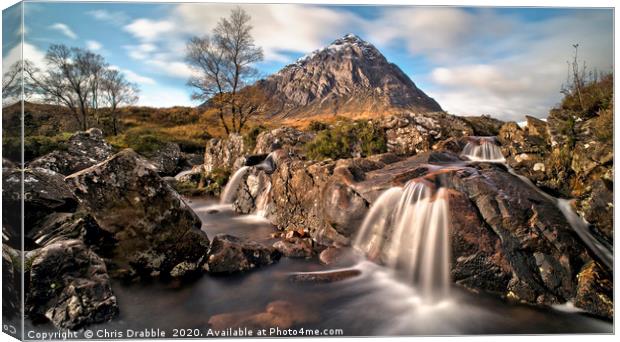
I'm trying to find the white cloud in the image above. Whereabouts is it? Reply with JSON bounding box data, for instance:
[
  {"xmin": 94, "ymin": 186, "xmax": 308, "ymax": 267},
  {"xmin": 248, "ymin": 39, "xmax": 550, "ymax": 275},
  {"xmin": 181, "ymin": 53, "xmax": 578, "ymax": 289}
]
[
  {"xmin": 124, "ymin": 19, "xmax": 175, "ymax": 42},
  {"xmin": 49, "ymin": 23, "xmax": 77, "ymax": 40},
  {"xmin": 3, "ymin": 42, "xmax": 47, "ymax": 70},
  {"xmin": 87, "ymin": 9, "xmax": 129, "ymax": 25},
  {"xmin": 86, "ymin": 40, "xmax": 102, "ymax": 51},
  {"xmin": 138, "ymin": 84, "xmax": 193, "ymax": 108},
  {"xmin": 381, "ymin": 9, "xmax": 613, "ymax": 120}
]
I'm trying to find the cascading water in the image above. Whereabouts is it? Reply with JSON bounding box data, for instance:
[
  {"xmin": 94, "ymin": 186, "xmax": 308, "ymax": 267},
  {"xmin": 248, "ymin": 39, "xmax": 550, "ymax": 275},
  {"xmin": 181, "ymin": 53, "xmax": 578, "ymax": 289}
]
[
  {"xmin": 355, "ymin": 179, "xmax": 451, "ymax": 302},
  {"xmin": 460, "ymin": 137, "xmax": 613, "ymax": 270},
  {"xmin": 507, "ymin": 168, "xmax": 613, "ymax": 270},
  {"xmin": 220, "ymin": 166, "xmax": 250, "ymax": 204},
  {"xmin": 461, "ymin": 137, "xmax": 505, "ymax": 163}
]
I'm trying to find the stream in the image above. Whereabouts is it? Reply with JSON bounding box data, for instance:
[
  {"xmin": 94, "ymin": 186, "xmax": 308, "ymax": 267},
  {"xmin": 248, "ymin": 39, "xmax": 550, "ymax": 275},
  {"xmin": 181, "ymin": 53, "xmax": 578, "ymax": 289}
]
[{"xmin": 79, "ymin": 197, "xmax": 611, "ymax": 336}]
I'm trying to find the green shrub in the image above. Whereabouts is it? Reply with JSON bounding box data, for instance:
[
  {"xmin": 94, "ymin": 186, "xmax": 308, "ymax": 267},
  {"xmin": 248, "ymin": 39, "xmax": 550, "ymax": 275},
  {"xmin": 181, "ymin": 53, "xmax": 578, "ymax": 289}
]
[
  {"xmin": 3, "ymin": 132, "xmax": 73, "ymax": 162},
  {"xmin": 305, "ymin": 120, "xmax": 387, "ymax": 160},
  {"xmin": 242, "ymin": 125, "xmax": 267, "ymax": 151},
  {"xmin": 307, "ymin": 120, "xmax": 329, "ymax": 132}
]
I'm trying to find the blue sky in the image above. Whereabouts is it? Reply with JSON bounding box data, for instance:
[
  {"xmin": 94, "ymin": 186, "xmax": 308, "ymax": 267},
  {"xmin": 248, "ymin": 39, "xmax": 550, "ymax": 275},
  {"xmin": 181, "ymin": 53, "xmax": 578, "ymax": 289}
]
[{"xmin": 2, "ymin": 2, "xmax": 614, "ymax": 121}]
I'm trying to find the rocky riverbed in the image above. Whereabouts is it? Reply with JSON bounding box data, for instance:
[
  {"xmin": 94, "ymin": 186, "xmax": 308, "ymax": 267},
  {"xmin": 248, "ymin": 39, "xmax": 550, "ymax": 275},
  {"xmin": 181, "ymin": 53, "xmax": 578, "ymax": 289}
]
[{"xmin": 2, "ymin": 108, "xmax": 614, "ymax": 335}]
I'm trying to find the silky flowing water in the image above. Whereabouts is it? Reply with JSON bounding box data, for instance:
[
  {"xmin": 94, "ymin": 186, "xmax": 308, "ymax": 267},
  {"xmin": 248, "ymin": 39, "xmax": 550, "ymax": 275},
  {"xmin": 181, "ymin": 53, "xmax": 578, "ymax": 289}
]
[
  {"xmin": 24, "ymin": 142, "xmax": 613, "ymax": 336},
  {"xmin": 40, "ymin": 196, "xmax": 604, "ymax": 337}
]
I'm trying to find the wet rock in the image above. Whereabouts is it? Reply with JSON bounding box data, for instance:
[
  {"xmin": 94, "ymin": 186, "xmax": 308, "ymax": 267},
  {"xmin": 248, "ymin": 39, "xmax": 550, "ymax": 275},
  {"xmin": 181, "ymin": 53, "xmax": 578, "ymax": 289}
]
[
  {"xmin": 288, "ymin": 269, "xmax": 361, "ymax": 284},
  {"xmin": 174, "ymin": 164, "xmax": 204, "ymax": 183},
  {"xmin": 204, "ymin": 134, "xmax": 246, "ymax": 174},
  {"xmin": 65, "ymin": 149, "xmax": 209, "ymax": 278},
  {"xmin": 208, "ymin": 300, "xmax": 318, "ymax": 330},
  {"xmin": 273, "ymin": 237, "xmax": 313, "ymax": 258},
  {"xmin": 25, "ymin": 240, "xmax": 118, "ymax": 330},
  {"xmin": 29, "ymin": 128, "xmax": 113, "ymax": 175},
  {"xmin": 29, "ymin": 212, "xmax": 116, "ymax": 256},
  {"xmin": 319, "ymin": 246, "xmax": 350, "ymax": 266},
  {"xmin": 2, "ymin": 244, "xmax": 21, "ymax": 319},
  {"xmin": 148, "ymin": 142, "xmax": 183, "ymax": 177},
  {"xmin": 574, "ymin": 261, "xmax": 613, "ymax": 319},
  {"xmin": 2, "ymin": 167, "xmax": 78, "ymax": 249},
  {"xmin": 205, "ymin": 234, "xmax": 281, "ymax": 273}
]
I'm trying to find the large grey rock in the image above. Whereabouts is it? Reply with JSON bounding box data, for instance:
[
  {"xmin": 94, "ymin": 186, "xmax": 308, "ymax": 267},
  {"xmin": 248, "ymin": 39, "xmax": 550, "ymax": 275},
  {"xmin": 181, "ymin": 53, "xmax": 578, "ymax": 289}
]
[
  {"xmin": 205, "ymin": 234, "xmax": 281, "ymax": 273},
  {"xmin": 253, "ymin": 127, "xmax": 315, "ymax": 155},
  {"xmin": 65, "ymin": 149, "xmax": 210, "ymax": 278},
  {"xmin": 2, "ymin": 167, "xmax": 78, "ymax": 249},
  {"xmin": 380, "ymin": 112, "xmax": 473, "ymax": 156},
  {"xmin": 204, "ymin": 134, "xmax": 246, "ymax": 174},
  {"xmin": 28, "ymin": 128, "xmax": 113, "ymax": 175},
  {"xmin": 148, "ymin": 142, "xmax": 183, "ymax": 177},
  {"xmin": 25, "ymin": 240, "xmax": 118, "ymax": 330}
]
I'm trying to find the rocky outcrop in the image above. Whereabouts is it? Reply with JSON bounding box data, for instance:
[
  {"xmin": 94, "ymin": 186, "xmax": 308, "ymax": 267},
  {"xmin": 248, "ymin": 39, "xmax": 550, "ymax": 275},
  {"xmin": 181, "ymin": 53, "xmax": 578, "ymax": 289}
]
[
  {"xmin": 205, "ymin": 234, "xmax": 281, "ymax": 273},
  {"xmin": 258, "ymin": 34, "xmax": 441, "ymax": 119},
  {"xmin": 2, "ymin": 167, "xmax": 79, "ymax": 249},
  {"xmin": 380, "ymin": 112, "xmax": 473, "ymax": 155},
  {"xmin": 230, "ymin": 146, "xmax": 611, "ymax": 318},
  {"xmin": 65, "ymin": 149, "xmax": 210, "ymax": 278},
  {"xmin": 28, "ymin": 128, "xmax": 113, "ymax": 175},
  {"xmin": 498, "ymin": 110, "xmax": 613, "ymax": 241},
  {"xmin": 204, "ymin": 134, "xmax": 246, "ymax": 174},
  {"xmin": 25, "ymin": 240, "xmax": 118, "ymax": 330},
  {"xmin": 461, "ymin": 115, "xmax": 505, "ymax": 136},
  {"xmin": 253, "ymin": 127, "xmax": 315, "ymax": 155}
]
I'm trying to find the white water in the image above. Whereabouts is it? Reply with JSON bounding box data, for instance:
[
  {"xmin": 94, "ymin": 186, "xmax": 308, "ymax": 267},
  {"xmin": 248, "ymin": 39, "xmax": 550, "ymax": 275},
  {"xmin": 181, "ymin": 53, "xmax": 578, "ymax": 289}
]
[
  {"xmin": 507, "ymin": 167, "xmax": 613, "ymax": 270},
  {"xmin": 220, "ymin": 166, "xmax": 250, "ymax": 204},
  {"xmin": 255, "ymin": 181, "xmax": 272, "ymax": 217},
  {"xmin": 459, "ymin": 137, "xmax": 613, "ymax": 270},
  {"xmin": 355, "ymin": 180, "xmax": 451, "ymax": 302},
  {"xmin": 461, "ymin": 137, "xmax": 505, "ymax": 163}
]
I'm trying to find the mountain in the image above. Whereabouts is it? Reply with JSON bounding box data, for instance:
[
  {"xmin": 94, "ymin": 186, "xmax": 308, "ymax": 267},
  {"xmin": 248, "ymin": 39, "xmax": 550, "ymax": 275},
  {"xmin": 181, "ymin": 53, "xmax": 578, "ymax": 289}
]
[{"xmin": 257, "ymin": 34, "xmax": 442, "ymax": 119}]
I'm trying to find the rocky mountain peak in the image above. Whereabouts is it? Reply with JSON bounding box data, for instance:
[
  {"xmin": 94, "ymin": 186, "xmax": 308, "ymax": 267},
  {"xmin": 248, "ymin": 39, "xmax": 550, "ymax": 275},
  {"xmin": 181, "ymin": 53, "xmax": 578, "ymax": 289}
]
[{"xmin": 258, "ymin": 33, "xmax": 442, "ymax": 119}]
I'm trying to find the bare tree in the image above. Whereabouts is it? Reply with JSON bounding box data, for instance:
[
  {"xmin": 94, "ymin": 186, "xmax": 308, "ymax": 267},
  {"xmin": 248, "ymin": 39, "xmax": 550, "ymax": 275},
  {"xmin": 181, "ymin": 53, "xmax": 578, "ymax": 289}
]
[
  {"xmin": 186, "ymin": 7, "xmax": 264, "ymax": 134},
  {"xmin": 2, "ymin": 60, "xmax": 37, "ymax": 104},
  {"xmin": 100, "ymin": 68, "xmax": 139, "ymax": 135},
  {"xmin": 27, "ymin": 44, "xmax": 107, "ymax": 130}
]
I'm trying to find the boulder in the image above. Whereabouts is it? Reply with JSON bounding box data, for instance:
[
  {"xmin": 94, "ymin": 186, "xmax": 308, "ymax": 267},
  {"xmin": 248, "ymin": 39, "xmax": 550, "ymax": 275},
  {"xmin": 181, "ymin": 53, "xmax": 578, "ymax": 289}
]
[
  {"xmin": 29, "ymin": 212, "xmax": 116, "ymax": 256},
  {"xmin": 148, "ymin": 142, "xmax": 183, "ymax": 177},
  {"xmin": 253, "ymin": 127, "xmax": 315, "ymax": 155},
  {"xmin": 273, "ymin": 237, "xmax": 313, "ymax": 259},
  {"xmin": 29, "ymin": 128, "xmax": 113, "ymax": 175},
  {"xmin": 208, "ymin": 300, "xmax": 318, "ymax": 330},
  {"xmin": 204, "ymin": 134, "xmax": 246, "ymax": 174},
  {"xmin": 574, "ymin": 261, "xmax": 613, "ymax": 319},
  {"xmin": 380, "ymin": 112, "xmax": 473, "ymax": 156},
  {"xmin": 25, "ymin": 240, "xmax": 118, "ymax": 330},
  {"xmin": 2, "ymin": 167, "xmax": 78, "ymax": 249},
  {"xmin": 65, "ymin": 149, "xmax": 209, "ymax": 278},
  {"xmin": 2, "ymin": 244, "xmax": 21, "ymax": 319},
  {"xmin": 205, "ymin": 234, "xmax": 281, "ymax": 273},
  {"xmin": 460, "ymin": 115, "xmax": 505, "ymax": 136}
]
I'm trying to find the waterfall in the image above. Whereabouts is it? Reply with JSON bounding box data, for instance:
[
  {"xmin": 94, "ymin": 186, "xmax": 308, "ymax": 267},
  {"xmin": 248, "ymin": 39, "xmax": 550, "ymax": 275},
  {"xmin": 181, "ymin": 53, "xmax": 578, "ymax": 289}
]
[
  {"xmin": 255, "ymin": 181, "xmax": 272, "ymax": 217},
  {"xmin": 506, "ymin": 168, "xmax": 613, "ymax": 270},
  {"xmin": 355, "ymin": 180, "xmax": 451, "ymax": 302},
  {"xmin": 220, "ymin": 166, "xmax": 250, "ymax": 204},
  {"xmin": 461, "ymin": 137, "xmax": 505, "ymax": 163}
]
